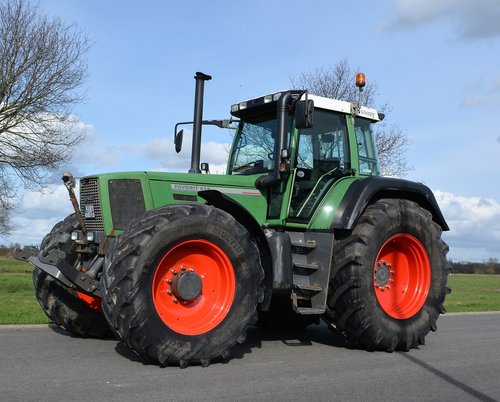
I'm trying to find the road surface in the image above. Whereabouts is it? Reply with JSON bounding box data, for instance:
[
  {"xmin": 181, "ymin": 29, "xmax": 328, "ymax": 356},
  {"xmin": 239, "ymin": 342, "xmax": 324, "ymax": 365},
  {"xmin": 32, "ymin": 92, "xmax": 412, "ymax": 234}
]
[{"xmin": 1, "ymin": 313, "xmax": 499, "ymax": 401}]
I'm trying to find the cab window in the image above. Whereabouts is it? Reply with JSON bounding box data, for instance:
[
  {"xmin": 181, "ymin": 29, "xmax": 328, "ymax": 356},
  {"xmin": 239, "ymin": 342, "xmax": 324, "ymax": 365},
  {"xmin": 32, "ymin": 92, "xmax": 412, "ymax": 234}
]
[{"xmin": 354, "ymin": 118, "xmax": 380, "ymax": 176}]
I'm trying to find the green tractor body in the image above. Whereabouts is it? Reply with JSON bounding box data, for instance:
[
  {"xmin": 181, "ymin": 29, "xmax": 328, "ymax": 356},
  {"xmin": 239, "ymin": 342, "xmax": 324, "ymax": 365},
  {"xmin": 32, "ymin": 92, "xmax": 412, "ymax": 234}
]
[{"xmin": 18, "ymin": 72, "xmax": 450, "ymax": 367}]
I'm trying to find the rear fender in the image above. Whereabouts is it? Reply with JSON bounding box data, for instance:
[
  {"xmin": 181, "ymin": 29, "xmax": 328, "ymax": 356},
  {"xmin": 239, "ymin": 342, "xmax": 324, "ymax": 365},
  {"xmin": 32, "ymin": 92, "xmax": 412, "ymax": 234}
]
[{"xmin": 332, "ymin": 176, "xmax": 449, "ymax": 231}]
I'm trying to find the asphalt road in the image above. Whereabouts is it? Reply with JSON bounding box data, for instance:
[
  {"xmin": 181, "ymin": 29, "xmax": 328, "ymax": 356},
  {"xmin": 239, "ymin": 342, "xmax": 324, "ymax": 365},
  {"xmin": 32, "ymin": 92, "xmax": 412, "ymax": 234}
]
[{"xmin": 1, "ymin": 313, "xmax": 499, "ymax": 402}]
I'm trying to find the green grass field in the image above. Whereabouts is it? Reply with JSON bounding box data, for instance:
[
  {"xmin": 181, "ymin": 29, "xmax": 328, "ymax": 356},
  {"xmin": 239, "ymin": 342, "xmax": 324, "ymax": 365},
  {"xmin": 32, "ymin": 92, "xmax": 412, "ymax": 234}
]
[
  {"xmin": 0, "ymin": 258, "xmax": 50, "ymax": 324},
  {"xmin": 0, "ymin": 258, "xmax": 499, "ymax": 325},
  {"xmin": 445, "ymin": 274, "xmax": 500, "ymax": 313}
]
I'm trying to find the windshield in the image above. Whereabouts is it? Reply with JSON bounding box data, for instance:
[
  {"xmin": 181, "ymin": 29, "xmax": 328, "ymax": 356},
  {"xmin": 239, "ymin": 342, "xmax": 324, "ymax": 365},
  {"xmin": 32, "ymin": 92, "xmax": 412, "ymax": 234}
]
[{"xmin": 229, "ymin": 115, "xmax": 277, "ymax": 175}]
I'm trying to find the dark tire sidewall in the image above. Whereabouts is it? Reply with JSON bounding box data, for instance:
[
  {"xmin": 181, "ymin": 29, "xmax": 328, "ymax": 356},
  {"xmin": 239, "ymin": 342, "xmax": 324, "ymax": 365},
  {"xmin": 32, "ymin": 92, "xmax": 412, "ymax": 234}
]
[
  {"xmin": 134, "ymin": 216, "xmax": 257, "ymax": 351},
  {"xmin": 328, "ymin": 199, "xmax": 449, "ymax": 350},
  {"xmin": 103, "ymin": 204, "xmax": 263, "ymax": 364},
  {"xmin": 356, "ymin": 200, "xmax": 446, "ymax": 333}
]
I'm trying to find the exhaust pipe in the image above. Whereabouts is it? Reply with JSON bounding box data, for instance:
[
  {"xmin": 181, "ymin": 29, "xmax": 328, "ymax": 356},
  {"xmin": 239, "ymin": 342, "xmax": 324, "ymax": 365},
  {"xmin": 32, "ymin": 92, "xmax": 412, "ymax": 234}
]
[
  {"xmin": 189, "ymin": 72, "xmax": 212, "ymax": 173},
  {"xmin": 255, "ymin": 91, "xmax": 292, "ymax": 188}
]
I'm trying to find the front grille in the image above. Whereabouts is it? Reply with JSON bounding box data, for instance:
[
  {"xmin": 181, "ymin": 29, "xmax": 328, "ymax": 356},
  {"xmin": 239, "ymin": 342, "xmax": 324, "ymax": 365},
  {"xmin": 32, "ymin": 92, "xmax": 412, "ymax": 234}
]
[
  {"xmin": 80, "ymin": 178, "xmax": 104, "ymax": 231},
  {"xmin": 109, "ymin": 179, "xmax": 145, "ymax": 230}
]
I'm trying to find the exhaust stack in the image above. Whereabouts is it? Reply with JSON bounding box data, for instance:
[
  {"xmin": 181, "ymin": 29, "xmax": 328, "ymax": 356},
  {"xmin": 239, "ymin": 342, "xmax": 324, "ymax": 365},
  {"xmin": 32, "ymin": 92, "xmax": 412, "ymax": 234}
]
[{"xmin": 189, "ymin": 72, "xmax": 212, "ymax": 173}]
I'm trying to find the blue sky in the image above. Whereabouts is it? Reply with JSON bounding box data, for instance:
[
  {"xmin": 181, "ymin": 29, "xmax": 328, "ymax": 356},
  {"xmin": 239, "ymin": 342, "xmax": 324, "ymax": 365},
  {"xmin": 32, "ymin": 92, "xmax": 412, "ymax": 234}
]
[{"xmin": 4, "ymin": 0, "xmax": 500, "ymax": 261}]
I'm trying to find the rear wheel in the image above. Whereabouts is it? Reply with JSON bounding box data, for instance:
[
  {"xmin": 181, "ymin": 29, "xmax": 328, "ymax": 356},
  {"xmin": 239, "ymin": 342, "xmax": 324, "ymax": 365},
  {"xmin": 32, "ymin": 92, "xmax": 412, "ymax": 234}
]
[
  {"xmin": 33, "ymin": 214, "xmax": 113, "ymax": 338},
  {"xmin": 325, "ymin": 199, "xmax": 450, "ymax": 351},
  {"xmin": 101, "ymin": 204, "xmax": 263, "ymax": 367}
]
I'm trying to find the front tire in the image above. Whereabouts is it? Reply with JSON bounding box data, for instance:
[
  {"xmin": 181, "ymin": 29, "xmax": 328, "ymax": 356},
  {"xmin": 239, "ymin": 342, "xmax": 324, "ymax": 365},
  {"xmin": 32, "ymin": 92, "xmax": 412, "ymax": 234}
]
[
  {"xmin": 101, "ymin": 204, "xmax": 263, "ymax": 367},
  {"xmin": 33, "ymin": 214, "xmax": 113, "ymax": 338},
  {"xmin": 325, "ymin": 199, "xmax": 449, "ymax": 351}
]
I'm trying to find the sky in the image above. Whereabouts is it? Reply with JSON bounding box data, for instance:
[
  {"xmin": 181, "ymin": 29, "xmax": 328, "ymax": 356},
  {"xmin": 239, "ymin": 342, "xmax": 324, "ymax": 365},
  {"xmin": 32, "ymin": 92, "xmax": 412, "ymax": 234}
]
[{"xmin": 2, "ymin": 0, "xmax": 500, "ymax": 262}]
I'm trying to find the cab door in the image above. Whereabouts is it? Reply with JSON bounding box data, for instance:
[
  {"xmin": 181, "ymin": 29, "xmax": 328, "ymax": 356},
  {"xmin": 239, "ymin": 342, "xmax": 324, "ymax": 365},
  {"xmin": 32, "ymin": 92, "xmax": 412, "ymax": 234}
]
[{"xmin": 287, "ymin": 110, "xmax": 350, "ymax": 222}]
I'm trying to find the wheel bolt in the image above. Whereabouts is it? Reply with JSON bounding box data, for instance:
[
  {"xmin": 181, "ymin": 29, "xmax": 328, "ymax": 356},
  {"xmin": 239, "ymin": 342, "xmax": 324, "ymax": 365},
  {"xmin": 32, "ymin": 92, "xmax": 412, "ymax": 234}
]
[
  {"xmin": 375, "ymin": 283, "xmax": 380, "ymax": 288},
  {"xmin": 172, "ymin": 297, "xmax": 178, "ymax": 303},
  {"xmin": 390, "ymin": 270, "xmax": 395, "ymax": 274},
  {"xmin": 167, "ymin": 289, "xmax": 172, "ymax": 295},
  {"xmin": 390, "ymin": 278, "xmax": 395, "ymax": 283},
  {"xmin": 181, "ymin": 300, "xmax": 188, "ymax": 305},
  {"xmin": 386, "ymin": 285, "xmax": 391, "ymax": 289},
  {"xmin": 171, "ymin": 269, "xmax": 177, "ymax": 275},
  {"xmin": 166, "ymin": 278, "xmax": 172, "ymax": 284},
  {"xmin": 181, "ymin": 265, "xmax": 186, "ymax": 271},
  {"xmin": 189, "ymin": 268, "xmax": 194, "ymax": 272}
]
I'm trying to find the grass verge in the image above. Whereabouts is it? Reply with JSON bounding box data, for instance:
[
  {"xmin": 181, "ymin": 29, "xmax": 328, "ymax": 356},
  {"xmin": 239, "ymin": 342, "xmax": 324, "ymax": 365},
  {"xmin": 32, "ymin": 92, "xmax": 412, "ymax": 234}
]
[
  {"xmin": 0, "ymin": 258, "xmax": 50, "ymax": 325},
  {"xmin": 1, "ymin": 259, "xmax": 499, "ymax": 324},
  {"xmin": 445, "ymin": 274, "xmax": 500, "ymax": 313}
]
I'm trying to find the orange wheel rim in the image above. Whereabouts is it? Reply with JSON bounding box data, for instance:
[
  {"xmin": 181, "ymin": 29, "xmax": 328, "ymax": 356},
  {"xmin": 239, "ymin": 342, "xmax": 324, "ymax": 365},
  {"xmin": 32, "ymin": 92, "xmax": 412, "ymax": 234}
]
[
  {"xmin": 373, "ymin": 234, "xmax": 431, "ymax": 320},
  {"xmin": 152, "ymin": 239, "xmax": 236, "ymax": 335}
]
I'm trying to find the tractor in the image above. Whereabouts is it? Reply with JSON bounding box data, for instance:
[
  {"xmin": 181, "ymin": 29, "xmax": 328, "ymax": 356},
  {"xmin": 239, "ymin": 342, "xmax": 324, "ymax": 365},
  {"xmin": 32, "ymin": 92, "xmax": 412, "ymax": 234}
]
[{"xmin": 16, "ymin": 72, "xmax": 450, "ymax": 367}]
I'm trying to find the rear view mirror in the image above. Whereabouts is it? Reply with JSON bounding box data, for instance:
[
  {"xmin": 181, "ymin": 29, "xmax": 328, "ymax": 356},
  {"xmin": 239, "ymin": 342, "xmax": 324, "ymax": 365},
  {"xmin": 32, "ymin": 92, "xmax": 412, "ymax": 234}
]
[
  {"xmin": 295, "ymin": 99, "xmax": 314, "ymax": 129},
  {"xmin": 175, "ymin": 129, "xmax": 184, "ymax": 153}
]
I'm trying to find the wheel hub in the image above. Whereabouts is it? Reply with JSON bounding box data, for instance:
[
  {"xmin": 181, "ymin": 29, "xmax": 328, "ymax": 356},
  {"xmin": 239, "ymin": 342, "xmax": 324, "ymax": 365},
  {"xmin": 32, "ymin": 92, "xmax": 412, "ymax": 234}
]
[
  {"xmin": 374, "ymin": 260, "xmax": 395, "ymax": 290},
  {"xmin": 171, "ymin": 270, "xmax": 203, "ymax": 301}
]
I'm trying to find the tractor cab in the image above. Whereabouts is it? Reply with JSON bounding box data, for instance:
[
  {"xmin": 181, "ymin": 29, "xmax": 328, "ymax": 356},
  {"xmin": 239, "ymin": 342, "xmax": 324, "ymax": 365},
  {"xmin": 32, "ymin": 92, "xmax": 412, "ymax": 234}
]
[{"xmin": 229, "ymin": 90, "xmax": 383, "ymax": 222}]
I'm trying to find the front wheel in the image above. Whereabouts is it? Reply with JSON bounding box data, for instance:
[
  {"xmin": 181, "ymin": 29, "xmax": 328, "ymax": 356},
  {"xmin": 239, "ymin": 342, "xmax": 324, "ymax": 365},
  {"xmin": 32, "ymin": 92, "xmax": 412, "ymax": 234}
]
[
  {"xmin": 101, "ymin": 204, "xmax": 263, "ymax": 367},
  {"xmin": 325, "ymin": 199, "xmax": 450, "ymax": 351},
  {"xmin": 34, "ymin": 214, "xmax": 113, "ymax": 338}
]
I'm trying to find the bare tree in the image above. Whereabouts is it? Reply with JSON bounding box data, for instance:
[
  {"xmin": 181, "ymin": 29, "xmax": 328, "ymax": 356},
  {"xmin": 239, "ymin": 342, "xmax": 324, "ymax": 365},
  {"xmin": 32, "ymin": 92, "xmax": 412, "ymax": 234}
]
[
  {"xmin": 0, "ymin": 0, "xmax": 90, "ymax": 234},
  {"xmin": 291, "ymin": 58, "xmax": 412, "ymax": 176}
]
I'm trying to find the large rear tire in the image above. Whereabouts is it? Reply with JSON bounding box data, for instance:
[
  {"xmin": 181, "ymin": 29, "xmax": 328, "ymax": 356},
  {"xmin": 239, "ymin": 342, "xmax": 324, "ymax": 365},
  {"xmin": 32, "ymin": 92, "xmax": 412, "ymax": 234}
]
[
  {"xmin": 325, "ymin": 199, "xmax": 450, "ymax": 351},
  {"xmin": 33, "ymin": 214, "xmax": 113, "ymax": 338},
  {"xmin": 101, "ymin": 204, "xmax": 263, "ymax": 367}
]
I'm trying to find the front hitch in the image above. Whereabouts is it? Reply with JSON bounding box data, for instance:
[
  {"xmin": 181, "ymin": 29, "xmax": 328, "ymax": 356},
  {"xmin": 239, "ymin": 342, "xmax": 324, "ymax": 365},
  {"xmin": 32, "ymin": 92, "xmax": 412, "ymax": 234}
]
[{"xmin": 62, "ymin": 172, "xmax": 87, "ymax": 236}]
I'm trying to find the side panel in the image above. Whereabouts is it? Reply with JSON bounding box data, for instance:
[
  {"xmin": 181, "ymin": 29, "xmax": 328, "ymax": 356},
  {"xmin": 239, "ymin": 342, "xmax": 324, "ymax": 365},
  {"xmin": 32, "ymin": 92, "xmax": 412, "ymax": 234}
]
[
  {"xmin": 290, "ymin": 176, "xmax": 358, "ymax": 231},
  {"xmin": 147, "ymin": 172, "xmax": 269, "ymax": 224}
]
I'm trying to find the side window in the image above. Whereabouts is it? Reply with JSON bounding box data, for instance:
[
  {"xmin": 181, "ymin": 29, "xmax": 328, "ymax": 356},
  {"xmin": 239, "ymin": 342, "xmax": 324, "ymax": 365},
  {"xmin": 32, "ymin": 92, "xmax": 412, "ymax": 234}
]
[
  {"xmin": 290, "ymin": 110, "xmax": 348, "ymax": 219},
  {"xmin": 355, "ymin": 118, "xmax": 380, "ymax": 176}
]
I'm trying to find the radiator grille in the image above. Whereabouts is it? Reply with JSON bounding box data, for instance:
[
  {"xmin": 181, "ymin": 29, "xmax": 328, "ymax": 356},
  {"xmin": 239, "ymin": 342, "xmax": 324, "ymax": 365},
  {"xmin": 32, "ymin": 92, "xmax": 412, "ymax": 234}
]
[{"xmin": 80, "ymin": 178, "xmax": 104, "ymax": 231}]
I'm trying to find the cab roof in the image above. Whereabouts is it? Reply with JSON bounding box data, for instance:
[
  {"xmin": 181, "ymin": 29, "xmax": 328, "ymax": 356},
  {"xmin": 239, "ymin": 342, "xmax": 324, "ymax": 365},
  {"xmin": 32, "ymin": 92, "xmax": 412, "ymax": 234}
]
[{"xmin": 231, "ymin": 91, "xmax": 381, "ymax": 122}]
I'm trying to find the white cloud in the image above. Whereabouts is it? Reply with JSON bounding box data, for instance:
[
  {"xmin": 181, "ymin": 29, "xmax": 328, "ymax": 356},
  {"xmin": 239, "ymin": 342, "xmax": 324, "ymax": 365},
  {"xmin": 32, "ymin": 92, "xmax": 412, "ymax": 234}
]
[
  {"xmin": 460, "ymin": 75, "xmax": 500, "ymax": 110},
  {"xmin": 435, "ymin": 190, "xmax": 500, "ymax": 261},
  {"xmin": 141, "ymin": 135, "xmax": 230, "ymax": 171},
  {"xmin": 4, "ymin": 184, "xmax": 73, "ymax": 246},
  {"xmin": 384, "ymin": 0, "xmax": 500, "ymax": 40}
]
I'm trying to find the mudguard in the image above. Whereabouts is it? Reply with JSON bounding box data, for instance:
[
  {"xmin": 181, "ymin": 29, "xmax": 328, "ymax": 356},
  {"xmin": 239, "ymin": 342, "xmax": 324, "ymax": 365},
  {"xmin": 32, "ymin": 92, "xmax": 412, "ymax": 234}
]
[{"xmin": 331, "ymin": 176, "xmax": 449, "ymax": 231}]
